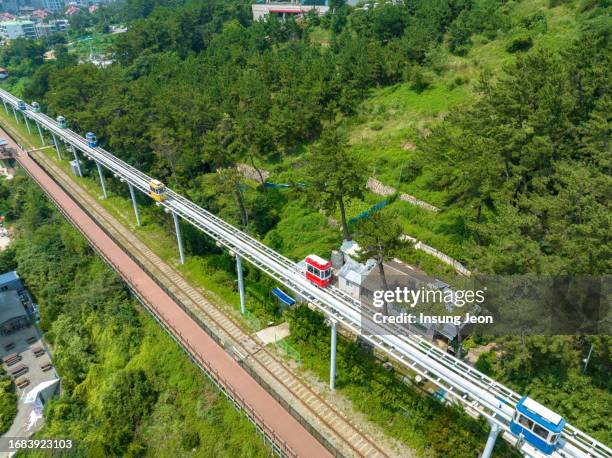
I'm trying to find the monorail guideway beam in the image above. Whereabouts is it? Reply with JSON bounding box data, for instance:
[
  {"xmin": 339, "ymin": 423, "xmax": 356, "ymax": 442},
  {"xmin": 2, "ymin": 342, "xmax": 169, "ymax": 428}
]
[{"xmin": 1, "ymin": 89, "xmax": 610, "ymax": 458}]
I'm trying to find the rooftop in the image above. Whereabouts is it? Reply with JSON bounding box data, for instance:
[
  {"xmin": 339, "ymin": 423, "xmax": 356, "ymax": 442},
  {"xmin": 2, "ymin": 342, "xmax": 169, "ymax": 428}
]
[
  {"xmin": 0, "ymin": 270, "xmax": 19, "ymax": 285},
  {"xmin": 0, "ymin": 290, "xmax": 27, "ymax": 325},
  {"xmin": 521, "ymin": 397, "xmax": 564, "ymax": 427},
  {"xmin": 0, "ymin": 20, "xmax": 35, "ymax": 26}
]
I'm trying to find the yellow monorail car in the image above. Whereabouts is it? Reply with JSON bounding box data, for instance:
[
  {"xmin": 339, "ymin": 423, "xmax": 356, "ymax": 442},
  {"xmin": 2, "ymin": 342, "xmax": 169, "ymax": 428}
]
[{"xmin": 149, "ymin": 179, "xmax": 167, "ymax": 202}]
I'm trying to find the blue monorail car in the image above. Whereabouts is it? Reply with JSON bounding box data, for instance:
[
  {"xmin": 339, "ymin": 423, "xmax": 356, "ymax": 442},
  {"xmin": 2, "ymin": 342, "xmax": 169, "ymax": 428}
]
[
  {"xmin": 86, "ymin": 132, "xmax": 97, "ymax": 147},
  {"xmin": 510, "ymin": 396, "xmax": 566, "ymax": 454}
]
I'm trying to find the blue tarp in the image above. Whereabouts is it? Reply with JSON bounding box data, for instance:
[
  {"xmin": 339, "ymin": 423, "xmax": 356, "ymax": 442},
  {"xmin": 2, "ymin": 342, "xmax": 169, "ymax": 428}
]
[
  {"xmin": 263, "ymin": 182, "xmax": 307, "ymax": 190},
  {"xmin": 272, "ymin": 287, "xmax": 296, "ymax": 306},
  {"xmin": 349, "ymin": 199, "xmax": 389, "ymax": 223},
  {"xmin": 264, "ymin": 182, "xmax": 291, "ymax": 189},
  {"xmin": 433, "ymin": 388, "xmax": 447, "ymax": 402}
]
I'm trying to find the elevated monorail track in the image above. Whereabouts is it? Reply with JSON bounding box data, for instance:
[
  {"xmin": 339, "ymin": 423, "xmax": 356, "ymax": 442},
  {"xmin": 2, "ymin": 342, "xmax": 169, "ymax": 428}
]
[{"xmin": 1, "ymin": 88, "xmax": 610, "ymax": 458}]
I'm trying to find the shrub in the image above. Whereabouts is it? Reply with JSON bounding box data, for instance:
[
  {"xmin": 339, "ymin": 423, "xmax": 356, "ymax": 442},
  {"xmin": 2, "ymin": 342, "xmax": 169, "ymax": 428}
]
[
  {"xmin": 182, "ymin": 430, "xmax": 201, "ymax": 450},
  {"xmin": 506, "ymin": 33, "xmax": 533, "ymax": 53},
  {"xmin": 398, "ymin": 159, "xmax": 423, "ymax": 183},
  {"xmin": 408, "ymin": 66, "xmax": 431, "ymax": 93},
  {"xmin": 448, "ymin": 75, "xmax": 469, "ymax": 90},
  {"xmin": 0, "ymin": 376, "xmax": 17, "ymax": 434}
]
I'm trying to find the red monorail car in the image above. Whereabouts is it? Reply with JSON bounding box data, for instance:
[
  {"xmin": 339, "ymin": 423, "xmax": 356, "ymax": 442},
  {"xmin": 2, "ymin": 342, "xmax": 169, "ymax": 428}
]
[{"xmin": 304, "ymin": 254, "xmax": 332, "ymax": 288}]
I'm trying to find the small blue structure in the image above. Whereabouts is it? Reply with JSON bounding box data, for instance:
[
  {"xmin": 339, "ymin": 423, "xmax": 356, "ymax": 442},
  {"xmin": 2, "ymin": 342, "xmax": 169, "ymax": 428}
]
[
  {"xmin": 264, "ymin": 182, "xmax": 291, "ymax": 189},
  {"xmin": 57, "ymin": 116, "xmax": 67, "ymax": 129},
  {"xmin": 433, "ymin": 388, "xmax": 447, "ymax": 402},
  {"xmin": 510, "ymin": 396, "xmax": 565, "ymax": 454},
  {"xmin": 17, "ymin": 100, "xmax": 26, "ymax": 111},
  {"xmin": 31, "ymin": 101, "xmax": 41, "ymax": 113},
  {"xmin": 349, "ymin": 199, "xmax": 389, "ymax": 223},
  {"xmin": 0, "ymin": 271, "xmax": 23, "ymax": 293},
  {"xmin": 86, "ymin": 132, "xmax": 97, "ymax": 147},
  {"xmin": 272, "ymin": 287, "xmax": 295, "ymax": 306}
]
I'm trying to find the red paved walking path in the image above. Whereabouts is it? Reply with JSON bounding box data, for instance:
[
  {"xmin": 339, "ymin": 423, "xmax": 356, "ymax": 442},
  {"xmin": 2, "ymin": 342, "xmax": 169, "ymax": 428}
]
[{"xmin": 5, "ymin": 129, "xmax": 331, "ymax": 458}]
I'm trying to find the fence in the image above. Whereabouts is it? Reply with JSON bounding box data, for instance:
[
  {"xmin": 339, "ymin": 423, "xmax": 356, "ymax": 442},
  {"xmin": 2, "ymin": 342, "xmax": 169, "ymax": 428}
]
[{"xmin": 367, "ymin": 177, "xmax": 440, "ymax": 213}]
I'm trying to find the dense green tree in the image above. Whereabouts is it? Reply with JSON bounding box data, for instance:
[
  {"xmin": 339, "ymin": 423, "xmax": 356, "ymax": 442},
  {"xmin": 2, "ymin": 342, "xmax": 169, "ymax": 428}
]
[
  {"xmin": 421, "ymin": 28, "xmax": 611, "ymax": 273},
  {"xmin": 304, "ymin": 128, "xmax": 366, "ymax": 241},
  {"xmin": 355, "ymin": 211, "xmax": 410, "ymax": 314}
]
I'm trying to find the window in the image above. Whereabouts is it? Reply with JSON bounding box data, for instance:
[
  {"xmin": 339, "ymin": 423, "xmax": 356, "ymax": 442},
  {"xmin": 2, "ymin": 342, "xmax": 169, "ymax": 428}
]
[
  {"xmin": 532, "ymin": 424, "xmax": 550, "ymax": 440},
  {"xmin": 518, "ymin": 414, "xmax": 534, "ymax": 430},
  {"xmin": 549, "ymin": 433, "xmax": 559, "ymax": 444},
  {"xmin": 307, "ymin": 265, "xmax": 314, "ymax": 274}
]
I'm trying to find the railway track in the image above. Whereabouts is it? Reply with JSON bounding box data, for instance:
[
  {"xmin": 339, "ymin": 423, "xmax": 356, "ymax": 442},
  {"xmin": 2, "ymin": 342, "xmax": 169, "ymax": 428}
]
[{"xmin": 28, "ymin": 147, "xmax": 396, "ymax": 458}]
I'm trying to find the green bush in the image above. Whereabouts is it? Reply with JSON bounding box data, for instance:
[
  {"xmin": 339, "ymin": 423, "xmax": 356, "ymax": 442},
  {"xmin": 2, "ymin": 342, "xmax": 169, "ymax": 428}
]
[
  {"xmin": 475, "ymin": 350, "xmax": 497, "ymax": 374},
  {"xmin": 506, "ymin": 33, "xmax": 533, "ymax": 53},
  {"xmin": 398, "ymin": 159, "xmax": 423, "ymax": 183},
  {"xmin": 408, "ymin": 66, "xmax": 432, "ymax": 93},
  {"xmin": 0, "ymin": 376, "xmax": 17, "ymax": 434}
]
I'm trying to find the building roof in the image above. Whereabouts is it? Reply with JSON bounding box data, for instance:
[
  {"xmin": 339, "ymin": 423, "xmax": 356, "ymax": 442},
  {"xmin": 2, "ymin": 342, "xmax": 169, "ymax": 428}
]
[
  {"xmin": 0, "ymin": 20, "xmax": 35, "ymax": 26},
  {"xmin": 0, "ymin": 270, "xmax": 19, "ymax": 286},
  {"xmin": 0, "ymin": 290, "xmax": 26, "ymax": 325},
  {"xmin": 338, "ymin": 257, "xmax": 376, "ymax": 286}
]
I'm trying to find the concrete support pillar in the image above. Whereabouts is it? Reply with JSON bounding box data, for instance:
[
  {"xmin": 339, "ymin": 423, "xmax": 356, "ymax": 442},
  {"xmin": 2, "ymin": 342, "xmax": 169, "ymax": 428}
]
[
  {"xmin": 51, "ymin": 133, "xmax": 62, "ymax": 160},
  {"xmin": 330, "ymin": 320, "xmax": 337, "ymax": 390},
  {"xmin": 481, "ymin": 423, "xmax": 500, "ymax": 458},
  {"xmin": 12, "ymin": 106, "xmax": 19, "ymax": 124},
  {"xmin": 71, "ymin": 146, "xmax": 82, "ymax": 177},
  {"xmin": 95, "ymin": 162, "xmax": 107, "ymax": 199},
  {"xmin": 236, "ymin": 255, "xmax": 246, "ymax": 314},
  {"xmin": 172, "ymin": 212, "xmax": 185, "ymax": 265},
  {"xmin": 22, "ymin": 113, "xmax": 31, "ymax": 134},
  {"xmin": 2, "ymin": 100, "xmax": 8, "ymax": 114},
  {"xmin": 35, "ymin": 122, "xmax": 45, "ymax": 145},
  {"xmin": 128, "ymin": 184, "xmax": 141, "ymax": 227}
]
